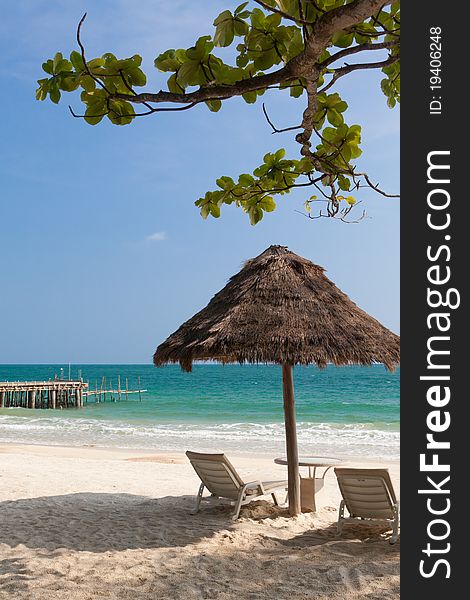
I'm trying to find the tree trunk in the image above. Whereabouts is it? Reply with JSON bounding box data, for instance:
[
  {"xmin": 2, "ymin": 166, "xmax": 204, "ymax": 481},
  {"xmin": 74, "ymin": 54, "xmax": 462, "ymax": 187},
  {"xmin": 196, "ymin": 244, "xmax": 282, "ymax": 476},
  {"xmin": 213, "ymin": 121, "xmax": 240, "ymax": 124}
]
[{"xmin": 282, "ymin": 364, "xmax": 301, "ymax": 516}]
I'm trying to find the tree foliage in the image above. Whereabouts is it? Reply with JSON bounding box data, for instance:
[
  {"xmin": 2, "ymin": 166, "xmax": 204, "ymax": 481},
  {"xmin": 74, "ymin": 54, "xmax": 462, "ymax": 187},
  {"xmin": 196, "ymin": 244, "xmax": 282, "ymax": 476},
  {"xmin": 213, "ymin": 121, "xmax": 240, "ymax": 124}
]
[{"xmin": 37, "ymin": 0, "xmax": 400, "ymax": 224}]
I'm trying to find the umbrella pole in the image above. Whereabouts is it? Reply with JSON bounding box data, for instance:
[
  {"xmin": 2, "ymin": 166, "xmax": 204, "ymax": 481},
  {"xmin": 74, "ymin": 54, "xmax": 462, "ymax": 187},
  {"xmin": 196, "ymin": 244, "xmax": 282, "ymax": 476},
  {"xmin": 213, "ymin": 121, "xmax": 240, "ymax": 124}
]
[{"xmin": 282, "ymin": 364, "xmax": 301, "ymax": 516}]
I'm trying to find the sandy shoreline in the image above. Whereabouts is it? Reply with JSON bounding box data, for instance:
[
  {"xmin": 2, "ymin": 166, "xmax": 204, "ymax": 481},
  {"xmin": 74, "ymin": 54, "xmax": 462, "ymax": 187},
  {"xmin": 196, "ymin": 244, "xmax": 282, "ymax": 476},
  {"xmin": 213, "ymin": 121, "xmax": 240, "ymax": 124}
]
[{"xmin": 0, "ymin": 443, "xmax": 399, "ymax": 599}]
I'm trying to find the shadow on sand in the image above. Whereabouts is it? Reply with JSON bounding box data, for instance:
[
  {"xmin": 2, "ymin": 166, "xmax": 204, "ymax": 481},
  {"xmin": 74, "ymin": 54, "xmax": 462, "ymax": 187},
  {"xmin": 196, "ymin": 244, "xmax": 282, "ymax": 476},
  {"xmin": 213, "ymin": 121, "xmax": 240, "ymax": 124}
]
[
  {"xmin": 0, "ymin": 492, "xmax": 399, "ymax": 552},
  {"xmin": 0, "ymin": 492, "xmax": 241, "ymax": 551},
  {"xmin": 0, "ymin": 494, "xmax": 400, "ymax": 599}
]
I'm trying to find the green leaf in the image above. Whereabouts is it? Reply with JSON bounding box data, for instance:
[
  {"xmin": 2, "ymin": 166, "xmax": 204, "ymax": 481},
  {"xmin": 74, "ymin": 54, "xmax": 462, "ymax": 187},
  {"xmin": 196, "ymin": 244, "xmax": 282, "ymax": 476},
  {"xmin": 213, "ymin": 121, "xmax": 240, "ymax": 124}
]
[
  {"xmin": 80, "ymin": 75, "xmax": 96, "ymax": 92},
  {"xmin": 70, "ymin": 50, "xmax": 85, "ymax": 72},
  {"xmin": 84, "ymin": 100, "xmax": 107, "ymax": 125},
  {"xmin": 200, "ymin": 203, "xmax": 211, "ymax": 219},
  {"xmin": 42, "ymin": 60, "xmax": 54, "ymax": 75},
  {"xmin": 266, "ymin": 12, "xmax": 282, "ymax": 28},
  {"xmin": 155, "ymin": 49, "xmax": 182, "ymax": 72},
  {"xmin": 297, "ymin": 157, "xmax": 313, "ymax": 173},
  {"xmin": 60, "ymin": 75, "xmax": 80, "ymax": 92},
  {"xmin": 340, "ymin": 145, "xmax": 352, "ymax": 163},
  {"xmin": 250, "ymin": 8, "xmax": 266, "ymax": 29},
  {"xmin": 52, "ymin": 52, "xmax": 63, "ymax": 71},
  {"xmin": 127, "ymin": 67, "xmax": 147, "ymax": 86},
  {"xmin": 233, "ymin": 19, "xmax": 249, "ymax": 36},
  {"xmin": 186, "ymin": 36, "xmax": 213, "ymax": 61},
  {"xmin": 253, "ymin": 48, "xmax": 278, "ymax": 71},
  {"xmin": 290, "ymin": 83, "xmax": 304, "ymax": 98},
  {"xmin": 238, "ymin": 173, "xmax": 254, "ymax": 186},
  {"xmin": 236, "ymin": 54, "xmax": 249, "ymax": 68},
  {"xmin": 35, "ymin": 89, "xmax": 47, "ymax": 101},
  {"xmin": 209, "ymin": 204, "xmax": 221, "ymax": 218},
  {"xmin": 177, "ymin": 59, "xmax": 205, "ymax": 87},
  {"xmin": 49, "ymin": 84, "xmax": 61, "ymax": 104},
  {"xmin": 35, "ymin": 79, "xmax": 49, "ymax": 101},
  {"xmin": 102, "ymin": 53, "xmax": 118, "ymax": 64},
  {"xmin": 87, "ymin": 57, "xmax": 106, "ymax": 69},
  {"xmin": 206, "ymin": 99, "xmax": 222, "ymax": 112},
  {"xmin": 108, "ymin": 99, "xmax": 135, "ymax": 126},
  {"xmin": 331, "ymin": 31, "xmax": 354, "ymax": 48},
  {"xmin": 216, "ymin": 176, "xmax": 235, "ymax": 190},
  {"xmin": 84, "ymin": 112, "xmax": 106, "ymax": 126},
  {"xmin": 213, "ymin": 10, "xmax": 235, "ymax": 47},
  {"xmin": 337, "ymin": 174, "xmax": 351, "ymax": 191},
  {"xmin": 234, "ymin": 2, "xmax": 249, "ymax": 15},
  {"xmin": 327, "ymin": 108, "xmax": 343, "ymax": 126},
  {"xmin": 130, "ymin": 54, "xmax": 143, "ymax": 67},
  {"xmin": 248, "ymin": 206, "xmax": 263, "ymax": 225},
  {"xmin": 81, "ymin": 89, "xmax": 108, "ymax": 122},
  {"xmin": 258, "ymin": 196, "xmax": 276, "ymax": 212},
  {"xmin": 242, "ymin": 91, "xmax": 257, "ymax": 104},
  {"xmin": 55, "ymin": 58, "xmax": 72, "ymax": 73},
  {"xmin": 167, "ymin": 73, "xmax": 184, "ymax": 93}
]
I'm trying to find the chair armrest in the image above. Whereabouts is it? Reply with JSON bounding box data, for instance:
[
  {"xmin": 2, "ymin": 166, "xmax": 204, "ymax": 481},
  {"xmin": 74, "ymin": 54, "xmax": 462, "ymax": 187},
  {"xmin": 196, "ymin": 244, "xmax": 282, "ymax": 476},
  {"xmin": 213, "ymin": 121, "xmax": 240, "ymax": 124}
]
[{"xmin": 245, "ymin": 480, "xmax": 265, "ymax": 495}]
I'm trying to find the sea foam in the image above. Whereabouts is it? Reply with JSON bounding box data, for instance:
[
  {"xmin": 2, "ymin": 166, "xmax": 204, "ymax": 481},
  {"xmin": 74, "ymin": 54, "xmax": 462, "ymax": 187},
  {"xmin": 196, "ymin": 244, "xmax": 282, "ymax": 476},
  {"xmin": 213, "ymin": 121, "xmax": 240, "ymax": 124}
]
[{"xmin": 0, "ymin": 415, "xmax": 399, "ymax": 459}]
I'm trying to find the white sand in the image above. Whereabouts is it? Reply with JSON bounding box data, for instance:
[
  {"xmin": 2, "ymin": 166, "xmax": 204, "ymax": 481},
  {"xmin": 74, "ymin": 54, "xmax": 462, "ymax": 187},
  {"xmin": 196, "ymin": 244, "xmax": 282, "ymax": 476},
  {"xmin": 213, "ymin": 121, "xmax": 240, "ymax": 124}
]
[{"xmin": 0, "ymin": 444, "xmax": 399, "ymax": 599}]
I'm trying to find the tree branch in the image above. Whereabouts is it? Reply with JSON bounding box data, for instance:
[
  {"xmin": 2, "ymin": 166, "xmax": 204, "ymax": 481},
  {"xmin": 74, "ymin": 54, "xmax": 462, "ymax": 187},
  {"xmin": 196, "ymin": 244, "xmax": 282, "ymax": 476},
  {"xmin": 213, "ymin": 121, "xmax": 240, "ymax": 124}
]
[
  {"xmin": 43, "ymin": 0, "xmax": 400, "ymax": 225},
  {"xmin": 318, "ymin": 53, "xmax": 399, "ymax": 93},
  {"xmin": 254, "ymin": 0, "xmax": 315, "ymax": 25},
  {"xmin": 262, "ymin": 103, "xmax": 301, "ymax": 134},
  {"xmin": 298, "ymin": 0, "xmax": 310, "ymax": 41},
  {"xmin": 103, "ymin": 0, "xmax": 392, "ymax": 107},
  {"xmin": 333, "ymin": 53, "xmax": 399, "ymax": 76},
  {"xmin": 296, "ymin": 81, "xmax": 319, "ymax": 150},
  {"xmin": 296, "ymin": 0, "xmax": 393, "ymax": 70},
  {"xmin": 113, "ymin": 65, "xmax": 295, "ymax": 106},
  {"xmin": 354, "ymin": 172, "xmax": 400, "ymax": 197},
  {"xmin": 68, "ymin": 101, "xmax": 200, "ymax": 120},
  {"xmin": 320, "ymin": 40, "xmax": 398, "ymax": 67},
  {"xmin": 77, "ymin": 13, "xmax": 112, "ymax": 95}
]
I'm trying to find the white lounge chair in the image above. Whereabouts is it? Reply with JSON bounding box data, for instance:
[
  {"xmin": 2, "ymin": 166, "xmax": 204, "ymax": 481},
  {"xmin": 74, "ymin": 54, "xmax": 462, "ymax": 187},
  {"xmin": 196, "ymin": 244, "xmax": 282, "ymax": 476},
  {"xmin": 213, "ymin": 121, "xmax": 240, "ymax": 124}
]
[
  {"xmin": 335, "ymin": 468, "xmax": 400, "ymax": 544},
  {"xmin": 186, "ymin": 451, "xmax": 288, "ymax": 520}
]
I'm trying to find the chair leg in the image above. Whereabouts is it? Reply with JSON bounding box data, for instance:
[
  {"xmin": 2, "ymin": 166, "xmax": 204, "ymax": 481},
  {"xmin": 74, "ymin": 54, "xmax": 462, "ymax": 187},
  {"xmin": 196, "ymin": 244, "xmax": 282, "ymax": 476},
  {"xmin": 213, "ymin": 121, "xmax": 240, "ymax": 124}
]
[
  {"xmin": 337, "ymin": 500, "xmax": 345, "ymax": 535},
  {"xmin": 231, "ymin": 489, "xmax": 246, "ymax": 520},
  {"xmin": 271, "ymin": 492, "xmax": 280, "ymax": 506},
  {"xmin": 190, "ymin": 483, "xmax": 205, "ymax": 515},
  {"xmin": 390, "ymin": 507, "xmax": 399, "ymax": 544}
]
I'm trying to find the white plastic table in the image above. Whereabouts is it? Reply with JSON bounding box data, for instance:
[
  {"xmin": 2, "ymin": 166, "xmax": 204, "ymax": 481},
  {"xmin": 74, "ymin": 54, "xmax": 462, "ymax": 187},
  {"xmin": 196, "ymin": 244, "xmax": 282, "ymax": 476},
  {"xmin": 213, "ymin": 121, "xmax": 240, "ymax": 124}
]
[{"xmin": 274, "ymin": 456, "xmax": 342, "ymax": 512}]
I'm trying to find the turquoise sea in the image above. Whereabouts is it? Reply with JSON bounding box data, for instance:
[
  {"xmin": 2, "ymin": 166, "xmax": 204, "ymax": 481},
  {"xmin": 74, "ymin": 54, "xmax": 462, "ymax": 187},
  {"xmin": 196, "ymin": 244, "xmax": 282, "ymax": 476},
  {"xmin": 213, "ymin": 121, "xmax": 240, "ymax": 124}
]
[{"xmin": 0, "ymin": 364, "xmax": 399, "ymax": 459}]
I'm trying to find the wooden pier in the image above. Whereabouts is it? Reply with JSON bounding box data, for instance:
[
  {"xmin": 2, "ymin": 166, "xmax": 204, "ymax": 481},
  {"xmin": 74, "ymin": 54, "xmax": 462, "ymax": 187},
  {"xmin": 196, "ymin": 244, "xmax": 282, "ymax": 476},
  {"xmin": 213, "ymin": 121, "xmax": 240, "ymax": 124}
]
[
  {"xmin": 0, "ymin": 376, "xmax": 146, "ymax": 409},
  {"xmin": 0, "ymin": 380, "xmax": 88, "ymax": 409},
  {"xmin": 84, "ymin": 375, "xmax": 146, "ymax": 403}
]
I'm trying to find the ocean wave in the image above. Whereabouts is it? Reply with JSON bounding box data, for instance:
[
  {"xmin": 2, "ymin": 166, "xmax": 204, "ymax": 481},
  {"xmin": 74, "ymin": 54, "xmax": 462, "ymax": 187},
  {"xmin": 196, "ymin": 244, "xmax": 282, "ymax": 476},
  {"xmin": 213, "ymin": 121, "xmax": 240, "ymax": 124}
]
[{"xmin": 0, "ymin": 414, "xmax": 399, "ymax": 459}]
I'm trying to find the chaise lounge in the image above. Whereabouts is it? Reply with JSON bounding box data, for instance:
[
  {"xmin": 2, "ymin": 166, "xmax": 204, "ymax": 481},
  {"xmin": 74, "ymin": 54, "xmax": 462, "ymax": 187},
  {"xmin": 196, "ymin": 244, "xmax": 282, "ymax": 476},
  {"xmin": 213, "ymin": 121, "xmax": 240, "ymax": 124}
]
[
  {"xmin": 335, "ymin": 467, "xmax": 400, "ymax": 544},
  {"xmin": 186, "ymin": 451, "xmax": 288, "ymax": 520}
]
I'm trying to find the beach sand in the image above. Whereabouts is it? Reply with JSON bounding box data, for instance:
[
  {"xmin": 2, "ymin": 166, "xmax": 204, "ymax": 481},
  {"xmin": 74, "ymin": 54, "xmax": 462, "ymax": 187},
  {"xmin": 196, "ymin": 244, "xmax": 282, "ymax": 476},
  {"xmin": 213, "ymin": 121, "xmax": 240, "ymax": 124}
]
[{"xmin": 0, "ymin": 444, "xmax": 399, "ymax": 599}]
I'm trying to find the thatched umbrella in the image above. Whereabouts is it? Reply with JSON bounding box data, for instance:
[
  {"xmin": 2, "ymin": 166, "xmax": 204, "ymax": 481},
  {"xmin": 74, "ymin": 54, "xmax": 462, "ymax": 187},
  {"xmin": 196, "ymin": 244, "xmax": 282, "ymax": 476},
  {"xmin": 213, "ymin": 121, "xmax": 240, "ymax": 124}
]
[{"xmin": 154, "ymin": 245, "xmax": 400, "ymax": 515}]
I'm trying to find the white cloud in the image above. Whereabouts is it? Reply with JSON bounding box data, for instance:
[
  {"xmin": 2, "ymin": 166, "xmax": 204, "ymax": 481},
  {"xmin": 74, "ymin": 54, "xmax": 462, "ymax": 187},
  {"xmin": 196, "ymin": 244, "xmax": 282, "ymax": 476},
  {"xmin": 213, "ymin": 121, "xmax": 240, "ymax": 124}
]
[{"xmin": 146, "ymin": 231, "xmax": 167, "ymax": 242}]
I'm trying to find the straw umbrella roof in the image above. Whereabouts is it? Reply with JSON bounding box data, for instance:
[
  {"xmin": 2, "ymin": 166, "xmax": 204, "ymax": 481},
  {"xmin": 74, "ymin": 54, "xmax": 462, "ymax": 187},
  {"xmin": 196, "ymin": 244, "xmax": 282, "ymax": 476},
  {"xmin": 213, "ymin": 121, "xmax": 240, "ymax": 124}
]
[{"xmin": 153, "ymin": 245, "xmax": 400, "ymax": 372}]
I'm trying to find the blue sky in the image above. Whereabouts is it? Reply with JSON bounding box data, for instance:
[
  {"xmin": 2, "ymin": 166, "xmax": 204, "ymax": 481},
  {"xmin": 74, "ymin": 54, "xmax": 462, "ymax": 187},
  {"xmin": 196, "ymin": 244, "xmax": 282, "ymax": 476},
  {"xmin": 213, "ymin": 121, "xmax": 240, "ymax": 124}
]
[{"xmin": 0, "ymin": 1, "xmax": 399, "ymax": 364}]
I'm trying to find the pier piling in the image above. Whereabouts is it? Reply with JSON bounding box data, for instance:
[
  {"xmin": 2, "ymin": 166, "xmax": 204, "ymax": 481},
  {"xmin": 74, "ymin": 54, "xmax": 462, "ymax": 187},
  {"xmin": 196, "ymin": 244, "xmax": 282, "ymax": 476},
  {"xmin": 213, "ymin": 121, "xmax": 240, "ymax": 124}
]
[{"xmin": 0, "ymin": 377, "xmax": 146, "ymax": 409}]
